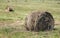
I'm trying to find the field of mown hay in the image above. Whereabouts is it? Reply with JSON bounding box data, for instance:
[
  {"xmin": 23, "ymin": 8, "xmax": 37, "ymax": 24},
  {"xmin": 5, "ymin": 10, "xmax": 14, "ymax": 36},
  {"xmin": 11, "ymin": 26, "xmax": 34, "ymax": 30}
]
[{"xmin": 0, "ymin": 0, "xmax": 60, "ymax": 38}]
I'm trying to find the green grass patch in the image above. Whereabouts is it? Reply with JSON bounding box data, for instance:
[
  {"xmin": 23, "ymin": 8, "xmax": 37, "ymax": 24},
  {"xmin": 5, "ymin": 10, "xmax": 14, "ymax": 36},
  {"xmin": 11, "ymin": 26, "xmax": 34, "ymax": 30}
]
[{"xmin": 0, "ymin": 0, "xmax": 60, "ymax": 38}]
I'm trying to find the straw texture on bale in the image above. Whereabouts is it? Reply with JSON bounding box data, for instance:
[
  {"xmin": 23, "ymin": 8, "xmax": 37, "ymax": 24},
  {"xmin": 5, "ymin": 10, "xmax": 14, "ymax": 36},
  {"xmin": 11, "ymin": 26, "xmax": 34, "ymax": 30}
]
[{"xmin": 25, "ymin": 11, "xmax": 54, "ymax": 31}]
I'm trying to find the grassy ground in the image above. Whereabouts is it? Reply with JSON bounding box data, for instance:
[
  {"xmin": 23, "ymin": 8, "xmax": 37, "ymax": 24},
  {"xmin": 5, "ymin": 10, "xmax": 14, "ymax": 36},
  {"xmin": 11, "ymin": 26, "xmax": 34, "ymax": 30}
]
[{"xmin": 0, "ymin": 0, "xmax": 60, "ymax": 38}]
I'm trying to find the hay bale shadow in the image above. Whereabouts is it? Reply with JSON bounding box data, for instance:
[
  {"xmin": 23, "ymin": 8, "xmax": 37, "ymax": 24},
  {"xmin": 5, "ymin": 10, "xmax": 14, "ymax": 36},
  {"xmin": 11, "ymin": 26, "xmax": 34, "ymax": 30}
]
[{"xmin": 25, "ymin": 11, "xmax": 55, "ymax": 32}]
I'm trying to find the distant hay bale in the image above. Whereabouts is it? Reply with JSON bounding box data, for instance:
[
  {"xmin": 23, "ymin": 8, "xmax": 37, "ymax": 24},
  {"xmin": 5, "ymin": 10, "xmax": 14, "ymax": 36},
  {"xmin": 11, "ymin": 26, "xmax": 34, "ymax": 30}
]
[
  {"xmin": 5, "ymin": 6, "xmax": 14, "ymax": 12},
  {"xmin": 25, "ymin": 11, "xmax": 54, "ymax": 32}
]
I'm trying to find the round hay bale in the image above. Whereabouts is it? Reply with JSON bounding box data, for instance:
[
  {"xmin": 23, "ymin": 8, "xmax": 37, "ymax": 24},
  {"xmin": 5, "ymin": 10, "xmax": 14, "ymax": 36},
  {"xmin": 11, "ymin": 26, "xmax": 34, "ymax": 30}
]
[
  {"xmin": 25, "ymin": 11, "xmax": 54, "ymax": 32},
  {"xmin": 5, "ymin": 6, "xmax": 14, "ymax": 12}
]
